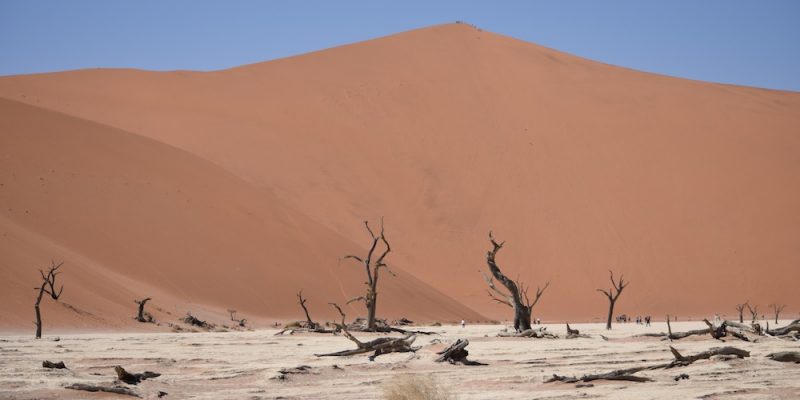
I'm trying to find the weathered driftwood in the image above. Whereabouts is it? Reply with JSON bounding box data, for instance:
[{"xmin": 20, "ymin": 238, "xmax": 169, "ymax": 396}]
[
  {"xmin": 315, "ymin": 324, "xmax": 418, "ymax": 360},
  {"xmin": 767, "ymin": 320, "xmax": 800, "ymax": 336},
  {"xmin": 393, "ymin": 317, "xmax": 414, "ymax": 326},
  {"xmin": 499, "ymin": 327, "xmax": 558, "ymax": 339},
  {"xmin": 315, "ymin": 303, "xmax": 419, "ymax": 361},
  {"xmin": 766, "ymin": 351, "xmax": 800, "ymax": 363},
  {"xmin": 66, "ymin": 383, "xmax": 139, "ymax": 397},
  {"xmin": 271, "ymin": 365, "xmax": 314, "ymax": 380},
  {"xmin": 641, "ymin": 319, "xmax": 753, "ymax": 342},
  {"xmin": 667, "ymin": 346, "xmax": 749, "ymax": 367},
  {"xmin": 566, "ymin": 323, "xmax": 590, "ymax": 339},
  {"xmin": 546, "ymin": 366, "xmax": 654, "ymax": 383},
  {"xmin": 435, "ymin": 339, "xmax": 487, "ymax": 366},
  {"xmin": 482, "ymin": 232, "xmax": 549, "ymax": 332},
  {"xmin": 43, "ymin": 360, "xmax": 66, "ymax": 369},
  {"xmin": 182, "ymin": 313, "xmax": 211, "ymax": 329},
  {"xmin": 115, "ymin": 366, "xmax": 161, "ymax": 385},
  {"xmin": 347, "ymin": 317, "xmax": 434, "ymax": 335},
  {"xmin": 547, "ymin": 346, "xmax": 749, "ymax": 384}
]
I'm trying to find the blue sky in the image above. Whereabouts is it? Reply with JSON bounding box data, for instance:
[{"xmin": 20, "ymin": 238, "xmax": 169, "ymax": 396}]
[{"xmin": 1, "ymin": 1, "xmax": 798, "ymax": 91}]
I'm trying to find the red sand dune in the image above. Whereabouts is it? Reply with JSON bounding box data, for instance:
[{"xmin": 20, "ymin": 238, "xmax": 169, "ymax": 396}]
[{"xmin": 1, "ymin": 23, "xmax": 799, "ymax": 330}]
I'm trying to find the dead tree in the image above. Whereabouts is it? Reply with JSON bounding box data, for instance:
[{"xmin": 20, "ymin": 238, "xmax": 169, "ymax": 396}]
[
  {"xmin": 44, "ymin": 261, "xmax": 64, "ymax": 300},
  {"xmin": 317, "ymin": 303, "xmax": 419, "ymax": 359},
  {"xmin": 735, "ymin": 302, "xmax": 748, "ymax": 323},
  {"xmin": 597, "ymin": 270, "xmax": 628, "ymax": 330},
  {"xmin": 769, "ymin": 304, "xmax": 787, "ymax": 324},
  {"xmin": 227, "ymin": 309, "xmax": 246, "ymax": 327},
  {"xmin": 134, "ymin": 298, "xmax": 152, "ymax": 323},
  {"xmin": 33, "ymin": 261, "xmax": 64, "ymax": 339},
  {"xmin": 746, "ymin": 303, "xmax": 759, "ymax": 323},
  {"xmin": 296, "ymin": 290, "xmax": 318, "ymax": 329},
  {"xmin": 746, "ymin": 303, "xmax": 762, "ymax": 333},
  {"xmin": 115, "ymin": 366, "xmax": 160, "ymax": 385},
  {"xmin": 482, "ymin": 232, "xmax": 549, "ymax": 332},
  {"xmin": 343, "ymin": 219, "xmax": 393, "ymax": 331}
]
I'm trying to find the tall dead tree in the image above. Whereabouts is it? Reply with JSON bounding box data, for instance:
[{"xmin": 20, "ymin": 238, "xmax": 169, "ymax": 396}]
[
  {"xmin": 597, "ymin": 270, "xmax": 628, "ymax": 330},
  {"xmin": 297, "ymin": 290, "xmax": 317, "ymax": 329},
  {"xmin": 343, "ymin": 219, "xmax": 392, "ymax": 331},
  {"xmin": 34, "ymin": 261, "xmax": 64, "ymax": 339},
  {"xmin": 134, "ymin": 298, "xmax": 152, "ymax": 323},
  {"xmin": 735, "ymin": 302, "xmax": 749, "ymax": 323},
  {"xmin": 746, "ymin": 303, "xmax": 759, "ymax": 323},
  {"xmin": 769, "ymin": 304, "xmax": 787, "ymax": 324},
  {"xmin": 482, "ymin": 232, "xmax": 549, "ymax": 332}
]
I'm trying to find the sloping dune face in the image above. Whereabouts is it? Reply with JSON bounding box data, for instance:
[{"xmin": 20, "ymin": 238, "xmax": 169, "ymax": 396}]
[
  {"xmin": 1, "ymin": 23, "xmax": 799, "ymax": 325},
  {"xmin": 0, "ymin": 98, "xmax": 483, "ymax": 330}
]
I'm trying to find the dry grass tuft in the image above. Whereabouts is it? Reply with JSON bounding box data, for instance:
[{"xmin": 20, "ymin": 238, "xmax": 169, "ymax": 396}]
[{"xmin": 382, "ymin": 374, "xmax": 453, "ymax": 400}]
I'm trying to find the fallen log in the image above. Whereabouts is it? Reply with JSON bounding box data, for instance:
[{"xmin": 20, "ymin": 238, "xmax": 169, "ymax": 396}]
[
  {"xmin": 182, "ymin": 313, "xmax": 212, "ymax": 329},
  {"xmin": 546, "ymin": 365, "xmax": 654, "ymax": 383},
  {"xmin": 546, "ymin": 346, "xmax": 750, "ymax": 384},
  {"xmin": 667, "ymin": 318, "xmax": 711, "ymax": 340},
  {"xmin": 43, "ymin": 360, "xmax": 66, "ymax": 369},
  {"xmin": 435, "ymin": 339, "xmax": 487, "ymax": 366},
  {"xmin": 702, "ymin": 319, "xmax": 727, "ymax": 340},
  {"xmin": 566, "ymin": 323, "xmax": 591, "ymax": 339},
  {"xmin": 271, "ymin": 365, "xmax": 314, "ymax": 380},
  {"xmin": 766, "ymin": 351, "xmax": 800, "ymax": 363},
  {"xmin": 499, "ymin": 327, "xmax": 558, "ymax": 339},
  {"xmin": 115, "ymin": 366, "xmax": 161, "ymax": 385},
  {"xmin": 767, "ymin": 321, "xmax": 800, "ymax": 336},
  {"xmin": 66, "ymin": 383, "xmax": 139, "ymax": 397},
  {"xmin": 666, "ymin": 346, "xmax": 749, "ymax": 368},
  {"xmin": 315, "ymin": 323, "xmax": 419, "ymax": 360}
]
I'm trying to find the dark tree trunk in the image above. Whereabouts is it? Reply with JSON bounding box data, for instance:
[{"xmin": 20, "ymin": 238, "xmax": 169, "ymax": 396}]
[
  {"xmin": 135, "ymin": 298, "xmax": 151, "ymax": 323},
  {"xmin": 34, "ymin": 276, "xmax": 47, "ymax": 339},
  {"xmin": 34, "ymin": 298, "xmax": 43, "ymax": 339},
  {"xmin": 606, "ymin": 301, "xmax": 616, "ymax": 330},
  {"xmin": 514, "ymin": 304, "xmax": 532, "ymax": 332},
  {"xmin": 367, "ymin": 287, "xmax": 377, "ymax": 331}
]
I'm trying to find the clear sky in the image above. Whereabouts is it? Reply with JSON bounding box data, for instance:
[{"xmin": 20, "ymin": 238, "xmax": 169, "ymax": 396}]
[{"xmin": 1, "ymin": 1, "xmax": 798, "ymax": 91}]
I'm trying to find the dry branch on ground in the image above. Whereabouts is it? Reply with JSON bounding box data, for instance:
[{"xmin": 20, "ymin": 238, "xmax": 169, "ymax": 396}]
[
  {"xmin": 434, "ymin": 339, "xmax": 487, "ymax": 366},
  {"xmin": 547, "ymin": 346, "xmax": 750, "ymax": 384}
]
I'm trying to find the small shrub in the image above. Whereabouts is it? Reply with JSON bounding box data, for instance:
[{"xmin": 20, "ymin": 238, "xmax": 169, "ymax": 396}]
[{"xmin": 382, "ymin": 375, "xmax": 453, "ymax": 400}]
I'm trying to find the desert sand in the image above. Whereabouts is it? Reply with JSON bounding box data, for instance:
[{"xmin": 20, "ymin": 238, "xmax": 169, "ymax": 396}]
[
  {"xmin": 1, "ymin": 322, "xmax": 799, "ymax": 399},
  {"xmin": 1, "ymin": 22, "xmax": 799, "ymax": 329}
]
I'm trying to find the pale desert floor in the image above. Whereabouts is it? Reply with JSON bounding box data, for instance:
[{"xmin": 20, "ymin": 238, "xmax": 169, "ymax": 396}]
[{"xmin": 1, "ymin": 321, "xmax": 798, "ymax": 399}]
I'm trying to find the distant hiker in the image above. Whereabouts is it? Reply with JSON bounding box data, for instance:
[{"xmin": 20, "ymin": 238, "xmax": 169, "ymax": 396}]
[{"xmin": 461, "ymin": 319, "xmax": 465, "ymax": 328}]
